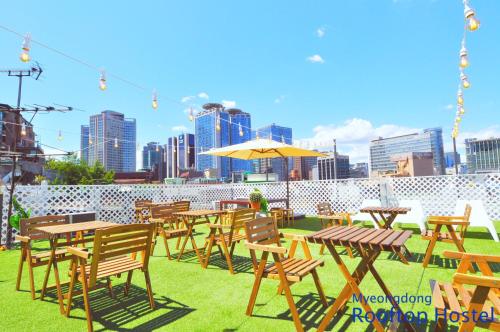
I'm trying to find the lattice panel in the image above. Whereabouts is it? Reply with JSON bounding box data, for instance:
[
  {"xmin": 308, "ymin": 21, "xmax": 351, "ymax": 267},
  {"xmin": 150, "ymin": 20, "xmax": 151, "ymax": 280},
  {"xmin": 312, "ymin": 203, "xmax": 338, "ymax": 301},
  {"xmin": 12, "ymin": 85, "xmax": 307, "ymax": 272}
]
[{"xmin": 2, "ymin": 174, "xmax": 499, "ymax": 244}]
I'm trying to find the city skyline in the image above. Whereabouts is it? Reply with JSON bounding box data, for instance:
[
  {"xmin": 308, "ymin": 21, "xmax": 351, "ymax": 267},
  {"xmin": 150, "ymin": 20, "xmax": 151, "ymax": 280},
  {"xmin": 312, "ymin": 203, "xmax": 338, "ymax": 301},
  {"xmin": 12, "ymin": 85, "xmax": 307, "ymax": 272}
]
[{"xmin": 0, "ymin": 1, "xmax": 499, "ymax": 168}]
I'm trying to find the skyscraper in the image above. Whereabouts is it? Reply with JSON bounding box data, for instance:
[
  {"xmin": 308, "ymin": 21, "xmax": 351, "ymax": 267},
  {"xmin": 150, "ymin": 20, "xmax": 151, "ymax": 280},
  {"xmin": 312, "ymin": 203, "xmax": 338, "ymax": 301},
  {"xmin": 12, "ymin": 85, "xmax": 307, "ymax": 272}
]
[
  {"xmin": 80, "ymin": 125, "xmax": 89, "ymax": 163},
  {"xmin": 227, "ymin": 108, "xmax": 252, "ymax": 173},
  {"xmin": 86, "ymin": 110, "xmax": 136, "ymax": 172},
  {"xmin": 142, "ymin": 142, "xmax": 165, "ymax": 181},
  {"xmin": 177, "ymin": 133, "xmax": 195, "ymax": 171},
  {"xmin": 465, "ymin": 137, "xmax": 500, "ymax": 174},
  {"xmin": 195, "ymin": 103, "xmax": 230, "ymax": 178},
  {"xmin": 318, "ymin": 153, "xmax": 350, "ymax": 180},
  {"xmin": 254, "ymin": 123, "xmax": 293, "ymax": 181},
  {"xmin": 445, "ymin": 151, "xmax": 461, "ymax": 168},
  {"xmin": 165, "ymin": 136, "xmax": 178, "ymax": 178},
  {"xmin": 369, "ymin": 127, "xmax": 445, "ymax": 176}
]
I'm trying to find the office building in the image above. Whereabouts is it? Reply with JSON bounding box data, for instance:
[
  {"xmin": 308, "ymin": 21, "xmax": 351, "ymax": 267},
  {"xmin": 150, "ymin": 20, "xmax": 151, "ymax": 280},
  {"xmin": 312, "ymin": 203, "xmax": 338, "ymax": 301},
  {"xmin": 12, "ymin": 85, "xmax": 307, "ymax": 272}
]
[
  {"xmin": 165, "ymin": 136, "xmax": 178, "ymax": 178},
  {"xmin": 80, "ymin": 125, "xmax": 89, "ymax": 163},
  {"xmin": 465, "ymin": 137, "xmax": 500, "ymax": 174},
  {"xmin": 390, "ymin": 152, "xmax": 434, "ymax": 177},
  {"xmin": 177, "ymin": 133, "xmax": 196, "ymax": 171},
  {"xmin": 318, "ymin": 153, "xmax": 350, "ymax": 180},
  {"xmin": 86, "ymin": 110, "xmax": 136, "ymax": 172},
  {"xmin": 370, "ymin": 127, "xmax": 445, "ymax": 176},
  {"xmin": 142, "ymin": 142, "xmax": 165, "ymax": 181},
  {"xmin": 292, "ymin": 156, "xmax": 318, "ymax": 180},
  {"xmin": 445, "ymin": 151, "xmax": 461, "ymax": 168},
  {"xmin": 254, "ymin": 123, "xmax": 293, "ymax": 181},
  {"xmin": 227, "ymin": 109, "xmax": 252, "ymax": 173},
  {"xmin": 349, "ymin": 162, "xmax": 369, "ymax": 178}
]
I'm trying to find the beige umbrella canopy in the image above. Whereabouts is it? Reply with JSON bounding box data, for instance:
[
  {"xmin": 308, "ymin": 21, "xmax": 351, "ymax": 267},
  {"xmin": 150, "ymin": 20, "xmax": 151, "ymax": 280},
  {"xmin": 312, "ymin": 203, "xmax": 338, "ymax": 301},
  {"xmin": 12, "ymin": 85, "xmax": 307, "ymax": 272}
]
[{"xmin": 199, "ymin": 138, "xmax": 327, "ymax": 208}]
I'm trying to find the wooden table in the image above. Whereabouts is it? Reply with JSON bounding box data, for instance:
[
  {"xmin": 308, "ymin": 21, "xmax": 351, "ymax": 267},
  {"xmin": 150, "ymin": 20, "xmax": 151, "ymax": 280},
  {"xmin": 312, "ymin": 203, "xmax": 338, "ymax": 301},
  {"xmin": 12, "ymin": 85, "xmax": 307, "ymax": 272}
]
[
  {"xmin": 359, "ymin": 206, "xmax": 410, "ymax": 229},
  {"xmin": 172, "ymin": 210, "xmax": 226, "ymax": 265},
  {"xmin": 35, "ymin": 220, "xmax": 118, "ymax": 314},
  {"xmin": 306, "ymin": 226, "xmax": 415, "ymax": 332}
]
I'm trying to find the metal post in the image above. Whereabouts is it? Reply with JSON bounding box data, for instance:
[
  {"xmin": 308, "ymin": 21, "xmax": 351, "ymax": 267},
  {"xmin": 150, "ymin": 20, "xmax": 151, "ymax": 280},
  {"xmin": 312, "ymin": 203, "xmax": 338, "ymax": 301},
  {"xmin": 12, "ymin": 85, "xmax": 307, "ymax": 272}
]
[
  {"xmin": 285, "ymin": 157, "xmax": 290, "ymax": 209},
  {"xmin": 333, "ymin": 139, "xmax": 337, "ymax": 180},
  {"xmin": 452, "ymin": 137, "xmax": 459, "ymax": 175}
]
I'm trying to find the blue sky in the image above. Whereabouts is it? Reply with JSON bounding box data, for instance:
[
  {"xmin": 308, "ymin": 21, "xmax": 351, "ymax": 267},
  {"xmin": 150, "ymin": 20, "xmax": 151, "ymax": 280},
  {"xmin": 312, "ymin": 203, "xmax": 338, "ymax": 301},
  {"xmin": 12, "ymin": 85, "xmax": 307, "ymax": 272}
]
[{"xmin": 0, "ymin": 0, "xmax": 499, "ymax": 166}]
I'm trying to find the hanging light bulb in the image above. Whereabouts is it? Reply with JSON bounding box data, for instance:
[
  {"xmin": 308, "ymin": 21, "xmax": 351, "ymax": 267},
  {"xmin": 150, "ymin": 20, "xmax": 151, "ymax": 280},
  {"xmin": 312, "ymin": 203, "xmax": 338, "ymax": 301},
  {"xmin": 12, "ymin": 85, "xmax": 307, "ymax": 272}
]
[
  {"xmin": 99, "ymin": 70, "xmax": 107, "ymax": 91},
  {"xmin": 21, "ymin": 123, "xmax": 27, "ymax": 136},
  {"xmin": 57, "ymin": 130, "xmax": 63, "ymax": 141},
  {"xmin": 189, "ymin": 107, "xmax": 194, "ymax": 122},
  {"xmin": 256, "ymin": 131, "xmax": 260, "ymax": 139},
  {"xmin": 281, "ymin": 135, "xmax": 285, "ymax": 143},
  {"xmin": 464, "ymin": 2, "xmax": 480, "ymax": 31},
  {"xmin": 88, "ymin": 133, "xmax": 93, "ymax": 144},
  {"xmin": 19, "ymin": 33, "xmax": 31, "ymax": 63},
  {"xmin": 459, "ymin": 39, "xmax": 469, "ymax": 68},
  {"xmin": 460, "ymin": 70, "xmax": 470, "ymax": 88},
  {"xmin": 155, "ymin": 144, "xmax": 159, "ymax": 152},
  {"xmin": 458, "ymin": 106, "xmax": 465, "ymax": 115},
  {"xmin": 457, "ymin": 87, "xmax": 464, "ymax": 106},
  {"xmin": 114, "ymin": 137, "xmax": 118, "ymax": 148},
  {"xmin": 456, "ymin": 116, "xmax": 462, "ymax": 123},
  {"xmin": 216, "ymin": 116, "xmax": 221, "ymax": 131},
  {"xmin": 238, "ymin": 123, "xmax": 243, "ymax": 137},
  {"xmin": 152, "ymin": 89, "xmax": 158, "ymax": 110}
]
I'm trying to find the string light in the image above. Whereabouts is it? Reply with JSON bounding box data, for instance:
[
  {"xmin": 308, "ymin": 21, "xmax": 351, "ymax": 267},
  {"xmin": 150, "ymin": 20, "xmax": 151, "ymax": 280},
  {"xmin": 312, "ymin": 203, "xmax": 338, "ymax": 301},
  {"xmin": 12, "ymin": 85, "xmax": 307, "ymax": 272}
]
[
  {"xmin": 152, "ymin": 89, "xmax": 158, "ymax": 110},
  {"xmin": 88, "ymin": 133, "xmax": 93, "ymax": 145},
  {"xmin": 464, "ymin": 0, "xmax": 480, "ymax": 31},
  {"xmin": 155, "ymin": 144, "xmax": 159, "ymax": 152},
  {"xmin": 21, "ymin": 123, "xmax": 27, "ymax": 136},
  {"xmin": 281, "ymin": 135, "xmax": 285, "ymax": 143},
  {"xmin": 114, "ymin": 137, "xmax": 118, "ymax": 148},
  {"xmin": 459, "ymin": 39, "xmax": 469, "ymax": 68},
  {"xmin": 238, "ymin": 123, "xmax": 243, "ymax": 137},
  {"xmin": 256, "ymin": 131, "xmax": 260, "ymax": 139},
  {"xmin": 19, "ymin": 33, "xmax": 31, "ymax": 63},
  {"xmin": 57, "ymin": 130, "xmax": 64, "ymax": 141},
  {"xmin": 457, "ymin": 87, "xmax": 464, "ymax": 105},
  {"xmin": 216, "ymin": 116, "xmax": 221, "ymax": 132},
  {"xmin": 460, "ymin": 70, "xmax": 470, "ymax": 88},
  {"xmin": 458, "ymin": 106, "xmax": 465, "ymax": 115},
  {"xmin": 99, "ymin": 70, "xmax": 107, "ymax": 91}
]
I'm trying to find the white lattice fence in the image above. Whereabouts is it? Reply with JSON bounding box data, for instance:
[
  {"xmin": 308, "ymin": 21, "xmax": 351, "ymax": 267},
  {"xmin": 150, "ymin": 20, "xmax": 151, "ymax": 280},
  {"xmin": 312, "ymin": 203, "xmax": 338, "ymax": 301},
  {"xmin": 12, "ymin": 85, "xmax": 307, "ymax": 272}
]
[{"xmin": 2, "ymin": 174, "xmax": 499, "ymax": 243}]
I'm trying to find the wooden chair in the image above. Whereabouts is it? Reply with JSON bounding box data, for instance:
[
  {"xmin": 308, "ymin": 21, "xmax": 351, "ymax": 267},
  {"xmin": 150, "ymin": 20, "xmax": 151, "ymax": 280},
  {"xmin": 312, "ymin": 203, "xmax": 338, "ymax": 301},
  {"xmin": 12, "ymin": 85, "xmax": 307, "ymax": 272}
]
[
  {"xmin": 270, "ymin": 208, "xmax": 286, "ymax": 228},
  {"xmin": 422, "ymin": 204, "xmax": 472, "ymax": 267},
  {"xmin": 430, "ymin": 251, "xmax": 499, "ymax": 331},
  {"xmin": 15, "ymin": 215, "xmax": 71, "ymax": 299},
  {"xmin": 135, "ymin": 199, "xmax": 153, "ymax": 223},
  {"xmin": 316, "ymin": 202, "xmax": 353, "ymax": 257},
  {"xmin": 244, "ymin": 217, "xmax": 327, "ymax": 332},
  {"xmin": 150, "ymin": 204, "xmax": 188, "ymax": 260},
  {"xmin": 65, "ymin": 223, "xmax": 156, "ymax": 332},
  {"xmin": 283, "ymin": 208, "xmax": 295, "ymax": 226},
  {"xmin": 203, "ymin": 208, "xmax": 256, "ymax": 274}
]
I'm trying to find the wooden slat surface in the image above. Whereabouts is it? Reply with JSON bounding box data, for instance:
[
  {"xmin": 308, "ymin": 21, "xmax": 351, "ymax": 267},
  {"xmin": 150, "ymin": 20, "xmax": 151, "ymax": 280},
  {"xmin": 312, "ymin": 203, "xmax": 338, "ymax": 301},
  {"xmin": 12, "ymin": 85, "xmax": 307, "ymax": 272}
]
[
  {"xmin": 359, "ymin": 206, "xmax": 410, "ymax": 214},
  {"xmin": 173, "ymin": 210, "xmax": 226, "ymax": 217},
  {"xmin": 35, "ymin": 221, "xmax": 117, "ymax": 235},
  {"xmin": 305, "ymin": 226, "xmax": 412, "ymax": 251}
]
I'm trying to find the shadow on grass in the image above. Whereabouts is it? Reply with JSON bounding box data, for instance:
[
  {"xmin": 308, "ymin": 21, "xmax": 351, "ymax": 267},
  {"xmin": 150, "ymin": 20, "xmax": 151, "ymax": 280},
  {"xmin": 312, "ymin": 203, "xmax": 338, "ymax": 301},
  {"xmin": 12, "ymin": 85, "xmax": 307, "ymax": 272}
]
[
  {"xmin": 204, "ymin": 252, "xmax": 254, "ymax": 274},
  {"xmin": 46, "ymin": 284, "xmax": 194, "ymax": 331}
]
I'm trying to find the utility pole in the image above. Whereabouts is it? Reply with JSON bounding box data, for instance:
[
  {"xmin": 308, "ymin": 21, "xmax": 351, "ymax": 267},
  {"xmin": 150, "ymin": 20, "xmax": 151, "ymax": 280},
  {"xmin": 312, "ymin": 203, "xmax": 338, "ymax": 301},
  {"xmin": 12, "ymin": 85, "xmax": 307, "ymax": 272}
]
[
  {"xmin": 333, "ymin": 139, "xmax": 338, "ymax": 180},
  {"xmin": 452, "ymin": 136, "xmax": 459, "ymax": 175}
]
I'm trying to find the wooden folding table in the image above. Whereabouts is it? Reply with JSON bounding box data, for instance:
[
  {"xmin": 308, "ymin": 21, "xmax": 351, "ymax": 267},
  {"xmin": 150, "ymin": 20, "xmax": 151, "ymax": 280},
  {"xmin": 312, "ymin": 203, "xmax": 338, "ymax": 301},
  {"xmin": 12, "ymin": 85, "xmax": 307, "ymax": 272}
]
[
  {"xmin": 35, "ymin": 220, "xmax": 118, "ymax": 314},
  {"xmin": 360, "ymin": 207, "xmax": 410, "ymax": 229},
  {"xmin": 172, "ymin": 210, "xmax": 226, "ymax": 265},
  {"xmin": 306, "ymin": 226, "xmax": 415, "ymax": 332}
]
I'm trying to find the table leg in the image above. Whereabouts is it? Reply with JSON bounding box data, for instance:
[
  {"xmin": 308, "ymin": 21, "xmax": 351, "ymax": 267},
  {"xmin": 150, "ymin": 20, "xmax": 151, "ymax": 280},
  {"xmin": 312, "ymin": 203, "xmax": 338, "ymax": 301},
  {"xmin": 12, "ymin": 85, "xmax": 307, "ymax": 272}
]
[
  {"xmin": 177, "ymin": 217, "xmax": 193, "ymax": 261},
  {"xmin": 44, "ymin": 237, "xmax": 66, "ymax": 314},
  {"xmin": 383, "ymin": 212, "xmax": 398, "ymax": 229},
  {"xmin": 369, "ymin": 212, "xmax": 383, "ymax": 229},
  {"xmin": 423, "ymin": 224, "xmax": 442, "ymax": 267}
]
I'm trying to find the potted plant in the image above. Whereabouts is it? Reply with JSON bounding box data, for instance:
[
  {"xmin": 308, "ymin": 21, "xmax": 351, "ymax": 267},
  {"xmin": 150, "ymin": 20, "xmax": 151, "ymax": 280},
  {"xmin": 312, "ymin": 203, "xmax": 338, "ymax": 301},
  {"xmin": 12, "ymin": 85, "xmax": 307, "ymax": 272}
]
[
  {"xmin": 9, "ymin": 196, "xmax": 31, "ymax": 231},
  {"xmin": 249, "ymin": 189, "xmax": 263, "ymax": 211}
]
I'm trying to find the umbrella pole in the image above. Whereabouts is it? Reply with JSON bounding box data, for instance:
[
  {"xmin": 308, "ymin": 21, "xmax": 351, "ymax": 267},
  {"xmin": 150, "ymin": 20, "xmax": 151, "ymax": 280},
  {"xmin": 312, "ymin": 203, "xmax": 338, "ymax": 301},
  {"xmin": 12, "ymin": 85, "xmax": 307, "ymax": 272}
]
[{"xmin": 284, "ymin": 157, "xmax": 290, "ymax": 209}]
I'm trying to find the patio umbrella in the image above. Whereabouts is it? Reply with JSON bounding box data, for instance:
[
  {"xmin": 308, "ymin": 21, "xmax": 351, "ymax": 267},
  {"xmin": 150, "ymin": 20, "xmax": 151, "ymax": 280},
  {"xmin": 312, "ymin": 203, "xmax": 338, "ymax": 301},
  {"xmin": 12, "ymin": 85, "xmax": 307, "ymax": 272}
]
[{"xmin": 198, "ymin": 138, "xmax": 326, "ymax": 208}]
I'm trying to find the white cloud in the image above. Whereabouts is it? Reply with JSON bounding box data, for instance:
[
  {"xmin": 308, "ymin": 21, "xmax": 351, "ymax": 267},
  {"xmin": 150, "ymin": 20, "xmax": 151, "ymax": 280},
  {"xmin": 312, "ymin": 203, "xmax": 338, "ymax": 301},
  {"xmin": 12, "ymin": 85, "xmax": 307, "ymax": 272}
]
[
  {"xmin": 295, "ymin": 118, "xmax": 420, "ymax": 162},
  {"xmin": 198, "ymin": 92, "xmax": 209, "ymax": 99},
  {"xmin": 172, "ymin": 125, "xmax": 188, "ymax": 132},
  {"xmin": 181, "ymin": 96, "xmax": 195, "ymax": 103},
  {"xmin": 274, "ymin": 95, "xmax": 285, "ymax": 104},
  {"xmin": 222, "ymin": 100, "xmax": 236, "ymax": 108},
  {"xmin": 316, "ymin": 27, "xmax": 326, "ymax": 38},
  {"xmin": 444, "ymin": 104, "xmax": 454, "ymax": 110},
  {"xmin": 306, "ymin": 54, "xmax": 324, "ymax": 64}
]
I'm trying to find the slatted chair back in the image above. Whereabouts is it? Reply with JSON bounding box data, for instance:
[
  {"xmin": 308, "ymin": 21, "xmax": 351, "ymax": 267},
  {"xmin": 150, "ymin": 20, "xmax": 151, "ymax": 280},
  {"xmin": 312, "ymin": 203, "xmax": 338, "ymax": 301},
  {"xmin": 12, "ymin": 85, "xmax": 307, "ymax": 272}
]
[
  {"xmin": 151, "ymin": 204, "xmax": 175, "ymax": 220},
  {"xmin": 20, "ymin": 215, "xmax": 69, "ymax": 240},
  {"xmin": 228, "ymin": 208, "xmax": 256, "ymax": 236},
  {"xmin": 458, "ymin": 204, "xmax": 472, "ymax": 240},
  {"xmin": 173, "ymin": 200, "xmax": 190, "ymax": 212},
  {"xmin": 317, "ymin": 202, "xmax": 333, "ymax": 216},
  {"xmin": 135, "ymin": 199, "xmax": 152, "ymax": 208},
  {"xmin": 88, "ymin": 223, "xmax": 154, "ymax": 288}
]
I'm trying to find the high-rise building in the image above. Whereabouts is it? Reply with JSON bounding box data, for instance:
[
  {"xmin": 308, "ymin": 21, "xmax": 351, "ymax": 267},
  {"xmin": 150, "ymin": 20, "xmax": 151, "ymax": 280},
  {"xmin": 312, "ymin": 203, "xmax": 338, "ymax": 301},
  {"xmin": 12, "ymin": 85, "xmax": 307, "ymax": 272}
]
[
  {"xmin": 350, "ymin": 162, "xmax": 369, "ymax": 178},
  {"xmin": 86, "ymin": 110, "xmax": 136, "ymax": 172},
  {"xmin": 318, "ymin": 153, "xmax": 350, "ymax": 180},
  {"xmin": 254, "ymin": 123, "xmax": 293, "ymax": 181},
  {"xmin": 177, "ymin": 133, "xmax": 195, "ymax": 171},
  {"xmin": 465, "ymin": 137, "xmax": 500, "ymax": 174},
  {"xmin": 195, "ymin": 103, "xmax": 251, "ymax": 179},
  {"xmin": 165, "ymin": 136, "xmax": 178, "ymax": 178},
  {"xmin": 292, "ymin": 156, "xmax": 318, "ymax": 180},
  {"xmin": 369, "ymin": 127, "xmax": 445, "ymax": 176},
  {"xmin": 80, "ymin": 125, "xmax": 89, "ymax": 163},
  {"xmin": 142, "ymin": 142, "xmax": 165, "ymax": 181},
  {"xmin": 445, "ymin": 151, "xmax": 461, "ymax": 168}
]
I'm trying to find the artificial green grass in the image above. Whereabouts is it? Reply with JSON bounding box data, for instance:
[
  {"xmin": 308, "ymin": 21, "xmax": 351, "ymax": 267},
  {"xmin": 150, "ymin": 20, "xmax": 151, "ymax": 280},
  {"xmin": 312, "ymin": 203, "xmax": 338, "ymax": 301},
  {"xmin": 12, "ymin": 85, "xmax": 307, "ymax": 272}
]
[{"xmin": 0, "ymin": 218, "xmax": 498, "ymax": 331}]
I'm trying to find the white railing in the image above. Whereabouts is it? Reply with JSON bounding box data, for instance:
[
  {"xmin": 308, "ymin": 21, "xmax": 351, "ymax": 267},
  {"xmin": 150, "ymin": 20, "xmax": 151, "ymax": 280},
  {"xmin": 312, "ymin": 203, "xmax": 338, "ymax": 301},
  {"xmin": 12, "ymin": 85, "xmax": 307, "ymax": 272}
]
[{"xmin": 2, "ymin": 174, "xmax": 499, "ymax": 243}]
